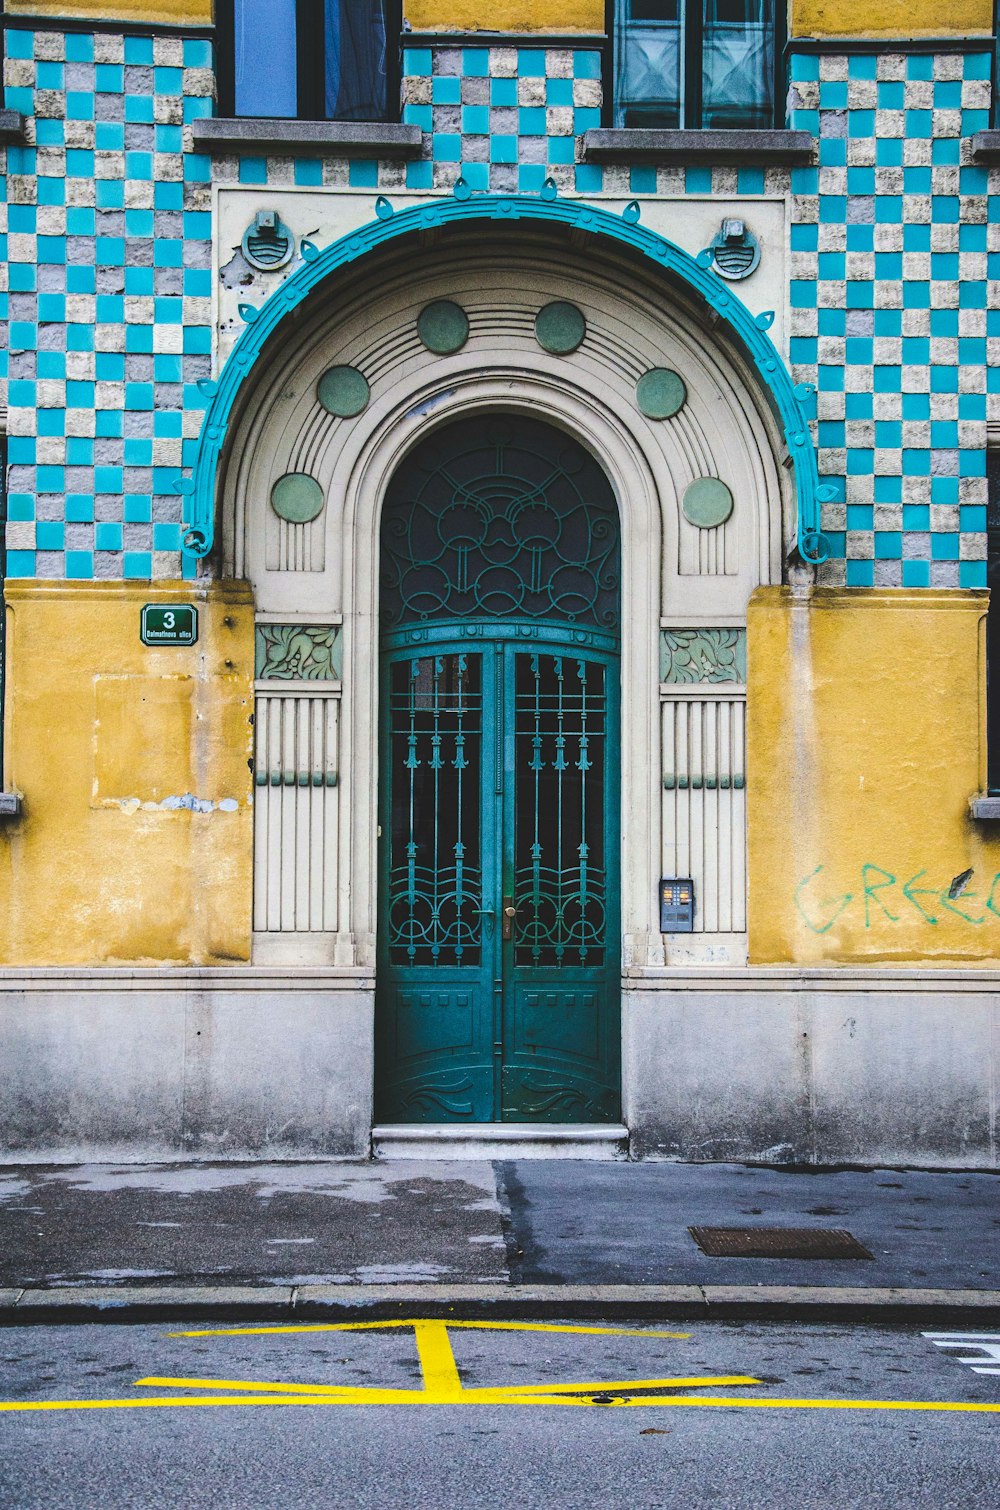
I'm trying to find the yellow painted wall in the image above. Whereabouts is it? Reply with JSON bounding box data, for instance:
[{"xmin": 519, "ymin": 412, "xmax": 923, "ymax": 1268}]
[
  {"xmin": 4, "ymin": 0, "xmax": 212, "ymax": 24},
  {"xmin": 790, "ymin": 0, "xmax": 992, "ymax": 37},
  {"xmin": 404, "ymin": 1, "xmax": 604, "ymax": 32},
  {"xmin": 0, "ymin": 580, "xmax": 255, "ymax": 966},
  {"xmin": 747, "ymin": 587, "xmax": 1000, "ymax": 966}
]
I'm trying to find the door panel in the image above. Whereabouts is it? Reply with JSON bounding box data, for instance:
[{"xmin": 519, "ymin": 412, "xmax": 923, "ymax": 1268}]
[{"xmin": 376, "ymin": 641, "xmax": 619, "ymax": 1124}]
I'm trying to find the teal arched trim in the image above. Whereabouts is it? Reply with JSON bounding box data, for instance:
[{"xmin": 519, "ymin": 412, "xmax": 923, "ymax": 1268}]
[{"xmin": 177, "ymin": 189, "xmax": 833, "ymax": 563}]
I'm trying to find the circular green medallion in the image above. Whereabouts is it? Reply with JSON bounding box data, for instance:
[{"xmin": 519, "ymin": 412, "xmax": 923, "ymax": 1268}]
[
  {"xmin": 535, "ymin": 301, "xmax": 586, "ymax": 355},
  {"xmin": 317, "ymin": 365, "xmax": 370, "ymax": 418},
  {"xmin": 682, "ymin": 477, "xmax": 734, "ymax": 529},
  {"xmin": 417, "ymin": 300, "xmax": 470, "ymax": 354},
  {"xmin": 270, "ymin": 472, "xmax": 325, "ymax": 524},
  {"xmin": 636, "ymin": 368, "xmax": 686, "ymax": 420}
]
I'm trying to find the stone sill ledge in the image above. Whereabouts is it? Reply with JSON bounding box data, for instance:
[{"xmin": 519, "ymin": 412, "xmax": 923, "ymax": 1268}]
[
  {"xmin": 0, "ymin": 966, "xmax": 376, "ymax": 990},
  {"xmin": 191, "ymin": 118, "xmax": 423, "ymax": 160},
  {"xmin": 582, "ymin": 128, "xmax": 815, "ymax": 167},
  {"xmin": 0, "ymin": 110, "xmax": 25, "ymax": 145},
  {"xmin": 971, "ymin": 132, "xmax": 1000, "ymax": 163},
  {"xmin": 970, "ymin": 794, "xmax": 1000, "ymax": 819}
]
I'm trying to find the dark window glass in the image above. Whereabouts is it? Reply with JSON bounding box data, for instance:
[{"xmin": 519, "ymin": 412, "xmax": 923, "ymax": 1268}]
[
  {"xmin": 614, "ymin": 0, "xmax": 775, "ymax": 130},
  {"xmin": 229, "ymin": 0, "xmax": 396, "ymax": 122}
]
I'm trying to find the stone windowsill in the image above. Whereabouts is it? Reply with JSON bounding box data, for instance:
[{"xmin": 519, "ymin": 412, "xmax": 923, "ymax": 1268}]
[
  {"xmin": 971, "ymin": 132, "xmax": 1000, "ymax": 163},
  {"xmin": 969, "ymin": 794, "xmax": 1000, "ymax": 820},
  {"xmin": 581, "ymin": 128, "xmax": 815, "ymax": 167},
  {"xmin": 0, "ymin": 110, "xmax": 25, "ymax": 145},
  {"xmin": 0, "ymin": 793, "xmax": 22, "ymax": 818},
  {"xmin": 191, "ymin": 118, "xmax": 423, "ymax": 160}
]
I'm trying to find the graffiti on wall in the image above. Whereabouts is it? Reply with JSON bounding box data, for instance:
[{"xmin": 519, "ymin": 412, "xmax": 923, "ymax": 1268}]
[{"xmin": 795, "ymin": 865, "xmax": 998, "ymax": 934}]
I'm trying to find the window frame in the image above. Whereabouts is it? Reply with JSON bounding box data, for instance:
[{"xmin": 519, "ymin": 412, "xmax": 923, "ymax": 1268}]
[
  {"xmin": 215, "ymin": 0, "xmax": 402, "ymax": 124},
  {"xmin": 606, "ymin": 0, "xmax": 786, "ymax": 131}
]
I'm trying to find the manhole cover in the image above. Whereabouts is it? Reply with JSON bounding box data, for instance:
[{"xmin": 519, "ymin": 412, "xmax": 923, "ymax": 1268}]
[{"xmin": 689, "ymin": 1226, "xmax": 874, "ymax": 1260}]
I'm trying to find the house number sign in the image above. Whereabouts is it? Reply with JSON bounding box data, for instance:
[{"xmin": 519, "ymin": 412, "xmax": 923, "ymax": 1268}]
[{"xmin": 140, "ymin": 604, "xmax": 198, "ymax": 646}]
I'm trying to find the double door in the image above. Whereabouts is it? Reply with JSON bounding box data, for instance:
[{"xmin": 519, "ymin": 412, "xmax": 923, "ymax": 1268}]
[{"xmin": 375, "ymin": 634, "xmax": 620, "ymax": 1123}]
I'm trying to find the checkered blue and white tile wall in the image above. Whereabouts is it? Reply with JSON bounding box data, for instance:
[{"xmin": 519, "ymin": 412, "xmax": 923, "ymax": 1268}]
[
  {"xmin": 787, "ymin": 49, "xmax": 993, "ymax": 588},
  {"xmin": 1, "ymin": 31, "xmax": 992, "ymax": 587},
  {"xmin": 1, "ymin": 26, "xmax": 214, "ymax": 581}
]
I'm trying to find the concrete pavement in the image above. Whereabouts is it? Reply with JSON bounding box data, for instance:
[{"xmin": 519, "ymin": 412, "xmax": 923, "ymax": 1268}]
[{"xmin": 1, "ymin": 1158, "xmax": 999, "ymax": 1324}]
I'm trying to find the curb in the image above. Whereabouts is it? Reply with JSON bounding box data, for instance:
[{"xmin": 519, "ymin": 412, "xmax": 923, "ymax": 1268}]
[{"xmin": 3, "ymin": 1283, "xmax": 1000, "ymax": 1327}]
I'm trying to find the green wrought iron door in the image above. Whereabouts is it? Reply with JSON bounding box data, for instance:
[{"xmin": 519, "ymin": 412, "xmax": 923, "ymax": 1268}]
[{"xmin": 375, "ymin": 416, "xmax": 621, "ymax": 1124}]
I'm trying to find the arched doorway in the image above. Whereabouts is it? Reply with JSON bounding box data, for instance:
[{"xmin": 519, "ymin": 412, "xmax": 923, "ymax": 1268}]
[{"xmin": 375, "ymin": 414, "xmax": 621, "ymax": 1123}]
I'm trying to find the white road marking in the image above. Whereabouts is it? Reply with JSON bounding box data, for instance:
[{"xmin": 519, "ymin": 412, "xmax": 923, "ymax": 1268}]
[{"xmin": 922, "ymin": 1332, "xmax": 1000, "ymax": 1376}]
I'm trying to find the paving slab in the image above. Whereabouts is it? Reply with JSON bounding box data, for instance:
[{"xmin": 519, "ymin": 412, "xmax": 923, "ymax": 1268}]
[
  {"xmin": 0, "ymin": 1162, "xmax": 506, "ymax": 1290},
  {"xmin": 500, "ymin": 1160, "xmax": 1000, "ymax": 1291}
]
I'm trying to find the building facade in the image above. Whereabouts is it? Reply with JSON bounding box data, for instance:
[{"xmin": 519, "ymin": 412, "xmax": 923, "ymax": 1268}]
[{"xmin": 2, "ymin": 0, "xmax": 1000, "ymax": 1163}]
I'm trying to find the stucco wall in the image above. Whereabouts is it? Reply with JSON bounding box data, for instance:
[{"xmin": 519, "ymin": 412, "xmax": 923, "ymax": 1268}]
[
  {"xmin": 747, "ymin": 587, "xmax": 1000, "ymax": 965},
  {"xmin": 0, "ymin": 580, "xmax": 255, "ymax": 965}
]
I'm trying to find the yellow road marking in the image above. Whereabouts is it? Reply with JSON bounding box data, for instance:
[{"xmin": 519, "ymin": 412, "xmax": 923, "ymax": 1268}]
[
  {"xmin": 6, "ymin": 1317, "xmax": 999, "ymax": 1418},
  {"xmin": 171, "ymin": 1319, "xmax": 691, "ymax": 1340},
  {"xmin": 136, "ymin": 1373, "xmax": 760, "ymax": 1400}
]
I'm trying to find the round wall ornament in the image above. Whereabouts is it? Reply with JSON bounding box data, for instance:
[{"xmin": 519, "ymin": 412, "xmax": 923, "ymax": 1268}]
[
  {"xmin": 270, "ymin": 472, "xmax": 326, "ymax": 524},
  {"xmin": 636, "ymin": 368, "xmax": 687, "ymax": 419},
  {"xmin": 417, "ymin": 300, "xmax": 470, "ymax": 354},
  {"xmin": 535, "ymin": 301, "xmax": 586, "ymax": 354},
  {"xmin": 317, "ymin": 365, "xmax": 370, "ymax": 418},
  {"xmin": 682, "ymin": 477, "xmax": 734, "ymax": 529}
]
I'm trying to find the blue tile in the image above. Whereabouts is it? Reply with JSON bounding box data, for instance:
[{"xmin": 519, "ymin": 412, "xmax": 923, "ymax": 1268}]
[
  {"xmin": 5, "ymin": 29, "xmax": 34, "ymax": 59},
  {"xmin": 403, "ymin": 48, "xmax": 433, "ymax": 75},
  {"xmin": 518, "ymin": 164, "xmax": 547, "ymax": 192},
  {"xmin": 686, "ymin": 167, "xmax": 712, "ymax": 194},
  {"xmin": 518, "ymin": 107, "xmax": 546, "ymax": 135},
  {"xmin": 737, "ymin": 167, "xmax": 764, "ymax": 194},
  {"xmin": 349, "ymin": 159, "xmax": 378, "ymax": 187},
  {"xmin": 125, "ymin": 35, "xmax": 155, "ymax": 64},
  {"xmin": 902, "ymin": 560, "xmax": 931, "ymax": 587},
  {"xmin": 960, "ymin": 562, "xmax": 988, "ymax": 588},
  {"xmin": 573, "ymin": 51, "xmax": 602, "ymax": 79},
  {"xmin": 154, "ymin": 67, "xmax": 183, "ymax": 93},
  {"xmin": 931, "ymin": 533, "xmax": 958, "ymax": 560},
  {"xmin": 123, "ymin": 553, "xmax": 153, "ymax": 580},
  {"xmin": 95, "ymin": 64, "xmax": 124, "ymax": 93},
  {"xmin": 490, "ymin": 135, "xmax": 517, "ymax": 163},
  {"xmin": 462, "ymin": 49, "xmax": 489, "ymax": 76},
  {"xmin": 462, "ymin": 105, "xmax": 489, "ymax": 135},
  {"xmin": 6, "ymin": 552, "xmax": 37, "ymax": 579},
  {"xmin": 546, "ymin": 78, "xmax": 574, "ymax": 106},
  {"xmin": 460, "ymin": 162, "xmax": 489, "ymax": 190},
  {"xmin": 846, "ymin": 560, "xmax": 875, "ymax": 586},
  {"xmin": 403, "ymin": 103, "xmax": 432, "ymax": 129},
  {"xmin": 517, "ymin": 49, "xmax": 546, "ymax": 77},
  {"xmin": 575, "ymin": 164, "xmax": 603, "ymax": 192},
  {"xmin": 294, "ymin": 158, "xmax": 323, "ymax": 186},
  {"xmin": 64, "ymin": 552, "xmax": 94, "ymax": 580},
  {"xmin": 65, "ymin": 493, "xmax": 94, "ymax": 521},
  {"xmin": 433, "ymin": 77, "xmax": 462, "ymax": 104},
  {"xmin": 631, "ymin": 166, "xmax": 657, "ymax": 194},
  {"xmin": 36, "ymin": 521, "xmax": 65, "ymax": 551},
  {"xmin": 96, "ymin": 523, "xmax": 123, "ymax": 551},
  {"xmin": 66, "ymin": 92, "xmax": 95, "ymax": 121}
]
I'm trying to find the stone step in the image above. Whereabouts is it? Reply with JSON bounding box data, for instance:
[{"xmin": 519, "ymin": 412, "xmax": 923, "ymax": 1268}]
[{"xmin": 371, "ymin": 1124, "xmax": 630, "ymax": 1161}]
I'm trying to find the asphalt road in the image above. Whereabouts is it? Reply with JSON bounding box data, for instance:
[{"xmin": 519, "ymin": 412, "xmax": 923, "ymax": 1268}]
[{"xmin": 2, "ymin": 1317, "xmax": 1000, "ymax": 1508}]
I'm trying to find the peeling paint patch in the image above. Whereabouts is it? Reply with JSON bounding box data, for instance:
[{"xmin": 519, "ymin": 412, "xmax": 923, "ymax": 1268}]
[{"xmin": 97, "ymin": 795, "xmax": 244, "ymax": 814}]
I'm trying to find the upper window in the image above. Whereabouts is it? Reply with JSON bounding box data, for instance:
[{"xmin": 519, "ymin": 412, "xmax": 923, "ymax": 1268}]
[
  {"xmin": 218, "ymin": 0, "xmax": 400, "ymax": 122},
  {"xmin": 613, "ymin": 0, "xmax": 777, "ymax": 130}
]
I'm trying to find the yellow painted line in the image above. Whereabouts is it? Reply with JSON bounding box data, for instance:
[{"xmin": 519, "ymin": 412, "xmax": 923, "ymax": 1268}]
[
  {"xmin": 412, "ymin": 1320, "xmax": 463, "ymax": 1401},
  {"xmin": 136, "ymin": 1372, "xmax": 756, "ymax": 1402},
  {"xmin": 0, "ymin": 1395, "xmax": 346, "ymax": 1414},
  {"xmin": 171, "ymin": 1319, "xmax": 690, "ymax": 1340},
  {"xmin": 458, "ymin": 1375, "xmax": 760, "ymax": 1396},
  {"xmin": 531, "ymin": 1394, "xmax": 1000, "ymax": 1414},
  {"xmin": 5, "ymin": 1390, "xmax": 1000, "ymax": 1416},
  {"xmin": 136, "ymin": 1377, "xmax": 428, "ymax": 1403}
]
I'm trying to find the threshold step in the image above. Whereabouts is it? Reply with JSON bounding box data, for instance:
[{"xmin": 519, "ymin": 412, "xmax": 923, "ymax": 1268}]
[{"xmin": 372, "ymin": 1123, "xmax": 629, "ymax": 1161}]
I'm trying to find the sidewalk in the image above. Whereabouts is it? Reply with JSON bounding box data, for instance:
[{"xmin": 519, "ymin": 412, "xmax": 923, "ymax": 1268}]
[{"xmin": 2, "ymin": 1158, "xmax": 999, "ymax": 1325}]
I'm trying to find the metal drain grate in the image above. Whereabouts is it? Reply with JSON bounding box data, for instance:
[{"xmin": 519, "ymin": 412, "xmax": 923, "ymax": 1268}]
[{"xmin": 689, "ymin": 1226, "xmax": 875, "ymax": 1260}]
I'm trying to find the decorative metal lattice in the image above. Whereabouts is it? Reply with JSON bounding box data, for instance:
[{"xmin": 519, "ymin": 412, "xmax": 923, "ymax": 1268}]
[
  {"xmin": 387, "ymin": 653, "xmax": 483, "ymax": 967},
  {"xmin": 380, "ymin": 416, "xmax": 620, "ymax": 634},
  {"xmin": 514, "ymin": 653, "xmax": 608, "ymax": 967}
]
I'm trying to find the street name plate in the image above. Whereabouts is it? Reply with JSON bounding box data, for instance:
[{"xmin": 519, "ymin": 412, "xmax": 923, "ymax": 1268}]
[{"xmin": 141, "ymin": 604, "xmax": 198, "ymax": 646}]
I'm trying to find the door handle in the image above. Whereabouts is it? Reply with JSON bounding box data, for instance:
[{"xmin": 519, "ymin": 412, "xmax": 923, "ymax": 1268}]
[
  {"xmin": 502, "ymin": 900, "xmax": 518, "ymax": 941},
  {"xmin": 471, "ymin": 907, "xmax": 495, "ymax": 939}
]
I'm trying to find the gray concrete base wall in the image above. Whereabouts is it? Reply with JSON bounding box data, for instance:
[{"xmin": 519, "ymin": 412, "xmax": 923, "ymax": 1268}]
[
  {"xmin": 624, "ymin": 970, "xmax": 1000, "ymax": 1168},
  {"xmin": 2, "ymin": 966, "xmax": 999, "ymax": 1166},
  {"xmin": 0, "ymin": 969, "xmax": 375, "ymax": 1161}
]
